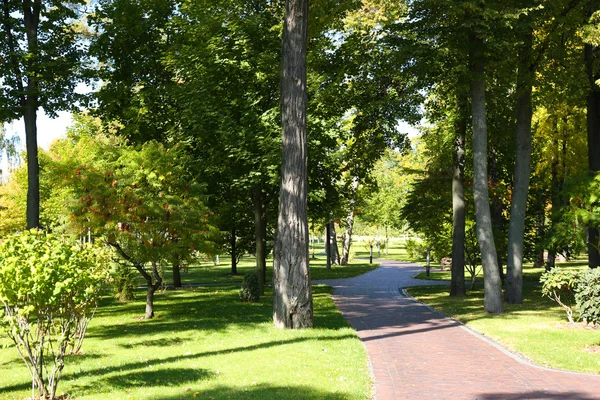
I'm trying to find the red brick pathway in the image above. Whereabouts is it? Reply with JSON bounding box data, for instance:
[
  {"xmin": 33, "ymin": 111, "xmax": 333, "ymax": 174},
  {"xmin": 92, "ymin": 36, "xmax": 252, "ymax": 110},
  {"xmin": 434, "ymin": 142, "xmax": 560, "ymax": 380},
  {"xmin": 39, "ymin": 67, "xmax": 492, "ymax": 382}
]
[{"xmin": 316, "ymin": 260, "xmax": 600, "ymax": 400}]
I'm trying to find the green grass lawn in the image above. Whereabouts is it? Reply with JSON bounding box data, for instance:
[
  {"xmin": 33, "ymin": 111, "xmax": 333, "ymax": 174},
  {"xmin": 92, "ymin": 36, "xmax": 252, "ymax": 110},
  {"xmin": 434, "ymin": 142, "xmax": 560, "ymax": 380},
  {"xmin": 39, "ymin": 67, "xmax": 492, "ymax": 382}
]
[
  {"xmin": 150, "ymin": 255, "xmax": 378, "ymax": 287},
  {"xmin": 408, "ymin": 272, "xmax": 600, "ymax": 374},
  {"xmin": 0, "ymin": 285, "xmax": 371, "ymax": 400}
]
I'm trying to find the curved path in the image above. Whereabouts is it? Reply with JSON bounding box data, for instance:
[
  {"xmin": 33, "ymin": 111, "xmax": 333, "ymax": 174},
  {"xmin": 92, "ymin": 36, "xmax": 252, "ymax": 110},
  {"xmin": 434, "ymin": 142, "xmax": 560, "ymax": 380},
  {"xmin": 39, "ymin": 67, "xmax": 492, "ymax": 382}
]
[{"xmin": 315, "ymin": 259, "xmax": 600, "ymax": 400}]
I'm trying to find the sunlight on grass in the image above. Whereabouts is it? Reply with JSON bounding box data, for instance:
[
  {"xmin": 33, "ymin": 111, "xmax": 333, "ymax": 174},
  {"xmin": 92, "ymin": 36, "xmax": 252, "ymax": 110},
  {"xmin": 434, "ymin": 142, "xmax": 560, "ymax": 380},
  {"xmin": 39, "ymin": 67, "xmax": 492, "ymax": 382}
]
[{"xmin": 0, "ymin": 286, "xmax": 371, "ymax": 400}]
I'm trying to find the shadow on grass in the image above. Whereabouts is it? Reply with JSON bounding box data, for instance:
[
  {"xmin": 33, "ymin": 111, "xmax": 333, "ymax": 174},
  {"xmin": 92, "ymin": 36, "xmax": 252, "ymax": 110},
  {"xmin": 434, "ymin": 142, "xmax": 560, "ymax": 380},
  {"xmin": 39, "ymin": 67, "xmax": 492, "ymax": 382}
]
[
  {"xmin": 0, "ymin": 333, "xmax": 358, "ymax": 395},
  {"xmin": 89, "ymin": 285, "xmax": 347, "ymax": 339},
  {"xmin": 105, "ymin": 368, "xmax": 213, "ymax": 388},
  {"xmin": 154, "ymin": 383, "xmax": 355, "ymax": 400}
]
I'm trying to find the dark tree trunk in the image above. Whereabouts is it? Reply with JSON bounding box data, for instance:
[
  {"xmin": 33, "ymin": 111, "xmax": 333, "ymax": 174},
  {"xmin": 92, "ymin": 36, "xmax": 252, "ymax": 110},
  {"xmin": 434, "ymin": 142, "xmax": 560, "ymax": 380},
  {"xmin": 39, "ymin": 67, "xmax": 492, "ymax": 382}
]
[
  {"xmin": 469, "ymin": 33, "xmax": 503, "ymax": 314},
  {"xmin": 506, "ymin": 27, "xmax": 533, "ymax": 304},
  {"xmin": 145, "ymin": 282, "xmax": 156, "ymax": 319},
  {"xmin": 273, "ymin": 0, "xmax": 313, "ymax": 329},
  {"xmin": 325, "ymin": 223, "xmax": 331, "ymax": 269},
  {"xmin": 254, "ymin": 187, "xmax": 267, "ymax": 294},
  {"xmin": 231, "ymin": 225, "xmax": 238, "ymax": 275},
  {"xmin": 24, "ymin": 105, "xmax": 39, "ymax": 229},
  {"xmin": 172, "ymin": 259, "xmax": 182, "ymax": 288},
  {"xmin": 586, "ymin": 35, "xmax": 600, "ymax": 269},
  {"xmin": 450, "ymin": 90, "xmax": 467, "ymax": 298},
  {"xmin": 340, "ymin": 177, "xmax": 358, "ymax": 265},
  {"xmin": 330, "ymin": 221, "xmax": 340, "ymax": 265},
  {"xmin": 547, "ymin": 119, "xmax": 564, "ymax": 270},
  {"xmin": 21, "ymin": 2, "xmax": 41, "ymax": 229}
]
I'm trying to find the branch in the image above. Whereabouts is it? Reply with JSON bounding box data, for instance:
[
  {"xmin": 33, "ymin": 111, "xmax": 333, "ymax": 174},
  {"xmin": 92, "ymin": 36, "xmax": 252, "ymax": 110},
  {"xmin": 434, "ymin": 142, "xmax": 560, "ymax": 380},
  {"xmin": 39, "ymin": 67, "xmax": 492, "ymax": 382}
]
[{"xmin": 107, "ymin": 241, "xmax": 152, "ymax": 282}]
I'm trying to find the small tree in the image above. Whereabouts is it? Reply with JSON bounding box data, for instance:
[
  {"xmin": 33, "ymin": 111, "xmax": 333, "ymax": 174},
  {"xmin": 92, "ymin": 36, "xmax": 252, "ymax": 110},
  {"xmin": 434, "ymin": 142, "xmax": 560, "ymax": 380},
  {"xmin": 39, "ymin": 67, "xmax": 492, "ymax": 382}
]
[
  {"xmin": 0, "ymin": 230, "xmax": 107, "ymax": 399},
  {"xmin": 65, "ymin": 138, "xmax": 216, "ymax": 318}
]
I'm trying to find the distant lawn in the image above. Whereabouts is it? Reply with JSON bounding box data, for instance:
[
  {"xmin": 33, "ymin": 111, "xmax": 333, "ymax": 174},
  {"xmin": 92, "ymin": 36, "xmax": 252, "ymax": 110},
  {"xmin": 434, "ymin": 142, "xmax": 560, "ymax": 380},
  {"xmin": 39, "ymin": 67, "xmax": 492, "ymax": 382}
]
[
  {"xmin": 0, "ymin": 285, "xmax": 371, "ymax": 400},
  {"xmin": 143, "ymin": 255, "xmax": 378, "ymax": 287},
  {"xmin": 408, "ymin": 276, "xmax": 600, "ymax": 374}
]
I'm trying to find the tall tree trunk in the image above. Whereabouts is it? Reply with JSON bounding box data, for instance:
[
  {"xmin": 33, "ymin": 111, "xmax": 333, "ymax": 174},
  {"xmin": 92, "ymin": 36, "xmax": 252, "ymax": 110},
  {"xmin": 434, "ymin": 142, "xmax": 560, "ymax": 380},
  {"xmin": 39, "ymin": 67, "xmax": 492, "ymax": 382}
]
[
  {"xmin": 340, "ymin": 177, "xmax": 359, "ymax": 265},
  {"xmin": 506, "ymin": 27, "xmax": 533, "ymax": 304},
  {"xmin": 469, "ymin": 33, "xmax": 503, "ymax": 314},
  {"xmin": 325, "ymin": 223, "xmax": 331, "ymax": 269},
  {"xmin": 586, "ymin": 32, "xmax": 600, "ymax": 268},
  {"xmin": 273, "ymin": 0, "xmax": 312, "ymax": 329},
  {"xmin": 231, "ymin": 225, "xmax": 238, "ymax": 275},
  {"xmin": 22, "ymin": 2, "xmax": 40, "ymax": 229},
  {"xmin": 145, "ymin": 283, "xmax": 156, "ymax": 319},
  {"xmin": 450, "ymin": 90, "xmax": 467, "ymax": 298},
  {"xmin": 254, "ymin": 186, "xmax": 267, "ymax": 294},
  {"xmin": 547, "ymin": 118, "xmax": 562, "ymax": 271}
]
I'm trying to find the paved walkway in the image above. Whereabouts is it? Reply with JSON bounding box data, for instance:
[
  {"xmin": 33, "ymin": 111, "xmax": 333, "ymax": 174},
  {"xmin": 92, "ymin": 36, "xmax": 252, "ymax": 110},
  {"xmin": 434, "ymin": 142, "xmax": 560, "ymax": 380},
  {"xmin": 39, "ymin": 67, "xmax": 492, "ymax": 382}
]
[{"xmin": 316, "ymin": 259, "xmax": 600, "ymax": 400}]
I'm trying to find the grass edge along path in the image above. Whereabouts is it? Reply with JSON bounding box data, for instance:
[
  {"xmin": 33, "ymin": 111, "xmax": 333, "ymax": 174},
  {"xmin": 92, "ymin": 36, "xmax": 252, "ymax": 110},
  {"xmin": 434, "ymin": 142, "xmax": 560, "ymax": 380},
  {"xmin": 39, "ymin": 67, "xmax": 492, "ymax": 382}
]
[
  {"xmin": 0, "ymin": 285, "xmax": 372, "ymax": 400},
  {"xmin": 407, "ymin": 284, "xmax": 600, "ymax": 374}
]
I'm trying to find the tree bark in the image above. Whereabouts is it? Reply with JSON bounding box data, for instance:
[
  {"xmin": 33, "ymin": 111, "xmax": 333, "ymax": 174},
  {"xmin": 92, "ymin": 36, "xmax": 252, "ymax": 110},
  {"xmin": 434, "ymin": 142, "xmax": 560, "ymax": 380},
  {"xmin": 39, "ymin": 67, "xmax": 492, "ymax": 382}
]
[
  {"xmin": 450, "ymin": 90, "xmax": 467, "ymax": 298},
  {"xmin": 586, "ymin": 34, "xmax": 600, "ymax": 268},
  {"xmin": 325, "ymin": 223, "xmax": 331, "ymax": 269},
  {"xmin": 231, "ymin": 225, "xmax": 238, "ymax": 275},
  {"xmin": 273, "ymin": 0, "xmax": 313, "ymax": 329},
  {"xmin": 172, "ymin": 259, "xmax": 182, "ymax": 288},
  {"xmin": 254, "ymin": 187, "xmax": 267, "ymax": 294},
  {"xmin": 331, "ymin": 221, "xmax": 340, "ymax": 264},
  {"xmin": 341, "ymin": 177, "xmax": 359, "ymax": 265},
  {"xmin": 22, "ymin": 2, "xmax": 41, "ymax": 229},
  {"xmin": 506, "ymin": 27, "xmax": 533, "ymax": 304},
  {"xmin": 469, "ymin": 33, "xmax": 503, "ymax": 314}
]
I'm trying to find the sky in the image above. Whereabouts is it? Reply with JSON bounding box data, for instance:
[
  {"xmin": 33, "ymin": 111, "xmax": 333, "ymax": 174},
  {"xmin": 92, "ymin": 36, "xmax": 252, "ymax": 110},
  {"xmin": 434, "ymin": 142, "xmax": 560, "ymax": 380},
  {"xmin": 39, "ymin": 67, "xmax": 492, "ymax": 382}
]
[{"xmin": 5, "ymin": 110, "xmax": 73, "ymax": 151}]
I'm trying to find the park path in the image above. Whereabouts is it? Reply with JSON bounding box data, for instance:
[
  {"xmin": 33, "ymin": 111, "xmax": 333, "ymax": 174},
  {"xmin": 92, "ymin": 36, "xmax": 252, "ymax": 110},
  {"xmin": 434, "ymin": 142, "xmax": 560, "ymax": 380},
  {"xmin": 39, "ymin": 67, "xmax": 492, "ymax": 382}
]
[{"xmin": 315, "ymin": 259, "xmax": 600, "ymax": 400}]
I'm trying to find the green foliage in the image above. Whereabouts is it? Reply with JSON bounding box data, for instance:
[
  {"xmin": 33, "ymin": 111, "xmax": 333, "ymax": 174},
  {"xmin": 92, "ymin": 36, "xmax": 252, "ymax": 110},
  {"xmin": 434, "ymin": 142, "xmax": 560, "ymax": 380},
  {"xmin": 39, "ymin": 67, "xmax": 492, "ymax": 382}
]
[
  {"xmin": 405, "ymin": 238, "xmax": 427, "ymax": 260},
  {"xmin": 113, "ymin": 263, "xmax": 136, "ymax": 302},
  {"xmin": 574, "ymin": 268, "xmax": 600, "ymax": 326},
  {"xmin": 239, "ymin": 274, "xmax": 260, "ymax": 303},
  {"xmin": 0, "ymin": 230, "xmax": 108, "ymax": 399},
  {"xmin": 540, "ymin": 268, "xmax": 579, "ymax": 323}
]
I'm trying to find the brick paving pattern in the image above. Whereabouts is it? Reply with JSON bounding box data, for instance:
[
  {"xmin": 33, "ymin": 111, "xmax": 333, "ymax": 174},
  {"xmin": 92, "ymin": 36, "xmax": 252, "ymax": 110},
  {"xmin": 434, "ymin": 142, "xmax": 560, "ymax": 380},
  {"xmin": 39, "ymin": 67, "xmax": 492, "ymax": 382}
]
[{"xmin": 316, "ymin": 260, "xmax": 600, "ymax": 400}]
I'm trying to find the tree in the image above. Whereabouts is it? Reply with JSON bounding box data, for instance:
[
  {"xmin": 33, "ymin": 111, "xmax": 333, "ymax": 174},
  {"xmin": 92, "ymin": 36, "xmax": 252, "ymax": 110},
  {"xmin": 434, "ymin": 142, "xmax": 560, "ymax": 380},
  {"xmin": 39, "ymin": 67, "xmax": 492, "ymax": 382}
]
[
  {"xmin": 0, "ymin": 0, "xmax": 87, "ymax": 228},
  {"xmin": 469, "ymin": 20, "xmax": 504, "ymax": 314},
  {"xmin": 273, "ymin": 0, "xmax": 313, "ymax": 329},
  {"xmin": 59, "ymin": 134, "xmax": 216, "ymax": 319}
]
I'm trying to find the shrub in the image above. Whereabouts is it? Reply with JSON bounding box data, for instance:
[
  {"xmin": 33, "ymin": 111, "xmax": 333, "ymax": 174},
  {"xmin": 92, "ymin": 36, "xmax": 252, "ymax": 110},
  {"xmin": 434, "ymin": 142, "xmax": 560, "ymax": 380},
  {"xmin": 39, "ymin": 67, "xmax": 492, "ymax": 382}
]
[
  {"xmin": 575, "ymin": 268, "xmax": 600, "ymax": 326},
  {"xmin": 239, "ymin": 274, "xmax": 260, "ymax": 302},
  {"xmin": 540, "ymin": 268, "xmax": 579, "ymax": 323},
  {"xmin": 405, "ymin": 238, "xmax": 427, "ymax": 260},
  {"xmin": 0, "ymin": 230, "xmax": 108, "ymax": 399}
]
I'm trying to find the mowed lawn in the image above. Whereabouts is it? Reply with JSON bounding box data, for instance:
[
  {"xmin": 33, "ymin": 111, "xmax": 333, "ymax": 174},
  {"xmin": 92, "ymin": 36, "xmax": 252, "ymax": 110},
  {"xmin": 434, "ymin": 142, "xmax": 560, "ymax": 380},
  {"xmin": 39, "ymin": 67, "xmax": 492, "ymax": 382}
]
[
  {"xmin": 0, "ymin": 285, "xmax": 371, "ymax": 400},
  {"xmin": 148, "ymin": 256, "xmax": 378, "ymax": 286}
]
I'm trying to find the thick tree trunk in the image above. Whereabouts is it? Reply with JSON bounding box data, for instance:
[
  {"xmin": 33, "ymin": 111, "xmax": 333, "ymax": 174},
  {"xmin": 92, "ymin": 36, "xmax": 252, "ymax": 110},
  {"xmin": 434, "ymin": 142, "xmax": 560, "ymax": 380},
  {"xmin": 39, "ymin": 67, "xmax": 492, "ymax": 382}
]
[
  {"xmin": 586, "ymin": 38, "xmax": 600, "ymax": 269},
  {"xmin": 254, "ymin": 187, "xmax": 267, "ymax": 294},
  {"xmin": 172, "ymin": 259, "xmax": 182, "ymax": 288},
  {"xmin": 489, "ymin": 149, "xmax": 505, "ymax": 284},
  {"xmin": 506, "ymin": 28, "xmax": 533, "ymax": 304},
  {"xmin": 145, "ymin": 283, "xmax": 156, "ymax": 319},
  {"xmin": 273, "ymin": 0, "xmax": 313, "ymax": 329},
  {"xmin": 340, "ymin": 177, "xmax": 359, "ymax": 265},
  {"xmin": 450, "ymin": 91, "xmax": 467, "ymax": 298},
  {"xmin": 231, "ymin": 226, "xmax": 238, "ymax": 275},
  {"xmin": 469, "ymin": 34, "xmax": 503, "ymax": 314}
]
